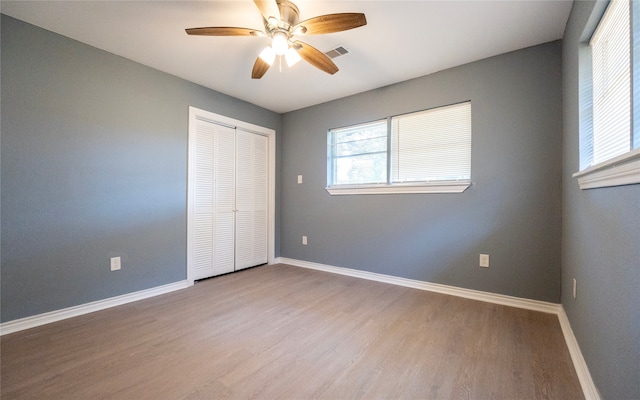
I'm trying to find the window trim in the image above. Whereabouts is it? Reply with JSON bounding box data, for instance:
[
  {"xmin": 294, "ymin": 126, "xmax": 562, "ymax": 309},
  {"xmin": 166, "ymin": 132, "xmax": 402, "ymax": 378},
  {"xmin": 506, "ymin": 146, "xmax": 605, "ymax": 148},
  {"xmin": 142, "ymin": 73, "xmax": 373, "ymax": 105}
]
[
  {"xmin": 326, "ymin": 180, "xmax": 471, "ymax": 195},
  {"xmin": 573, "ymin": 146, "xmax": 640, "ymax": 189}
]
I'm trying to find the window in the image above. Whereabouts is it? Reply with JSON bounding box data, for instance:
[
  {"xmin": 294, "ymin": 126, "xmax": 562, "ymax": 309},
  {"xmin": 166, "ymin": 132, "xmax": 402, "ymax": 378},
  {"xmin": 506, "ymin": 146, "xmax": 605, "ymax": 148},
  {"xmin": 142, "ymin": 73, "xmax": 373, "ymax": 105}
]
[
  {"xmin": 329, "ymin": 120, "xmax": 388, "ymax": 186},
  {"xmin": 574, "ymin": 0, "xmax": 640, "ymax": 189},
  {"xmin": 327, "ymin": 102, "xmax": 471, "ymax": 195}
]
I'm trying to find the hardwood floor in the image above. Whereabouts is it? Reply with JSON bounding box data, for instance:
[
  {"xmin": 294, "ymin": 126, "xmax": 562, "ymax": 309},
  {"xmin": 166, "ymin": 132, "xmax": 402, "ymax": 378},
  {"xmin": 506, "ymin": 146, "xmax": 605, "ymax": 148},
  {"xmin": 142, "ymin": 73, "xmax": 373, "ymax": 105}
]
[{"xmin": 1, "ymin": 264, "xmax": 583, "ymax": 399}]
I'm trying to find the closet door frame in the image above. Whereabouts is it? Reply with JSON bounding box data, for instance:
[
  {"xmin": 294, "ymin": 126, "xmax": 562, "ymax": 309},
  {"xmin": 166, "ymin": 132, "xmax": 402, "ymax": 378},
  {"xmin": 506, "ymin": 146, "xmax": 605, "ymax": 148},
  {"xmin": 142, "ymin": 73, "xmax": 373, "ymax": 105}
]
[{"xmin": 187, "ymin": 106, "xmax": 276, "ymax": 284}]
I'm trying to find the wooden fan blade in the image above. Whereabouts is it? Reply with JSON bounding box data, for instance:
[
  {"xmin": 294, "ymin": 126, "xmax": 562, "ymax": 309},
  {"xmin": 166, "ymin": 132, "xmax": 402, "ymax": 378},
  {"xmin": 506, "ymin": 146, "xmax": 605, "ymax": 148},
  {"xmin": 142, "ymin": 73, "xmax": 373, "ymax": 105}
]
[
  {"xmin": 185, "ymin": 27, "xmax": 263, "ymax": 36},
  {"xmin": 253, "ymin": 0, "xmax": 280, "ymax": 22},
  {"xmin": 293, "ymin": 13, "xmax": 366, "ymax": 35},
  {"xmin": 252, "ymin": 57, "xmax": 271, "ymax": 79},
  {"xmin": 293, "ymin": 41, "xmax": 338, "ymax": 75}
]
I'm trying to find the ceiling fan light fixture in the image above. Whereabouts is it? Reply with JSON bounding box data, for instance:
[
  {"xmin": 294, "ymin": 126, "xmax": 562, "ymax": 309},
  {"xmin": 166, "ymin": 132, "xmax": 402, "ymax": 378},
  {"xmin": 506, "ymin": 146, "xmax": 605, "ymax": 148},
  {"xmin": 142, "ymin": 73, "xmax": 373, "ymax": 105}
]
[
  {"xmin": 259, "ymin": 46, "xmax": 276, "ymax": 66},
  {"xmin": 271, "ymin": 31, "xmax": 289, "ymax": 55},
  {"xmin": 285, "ymin": 47, "xmax": 301, "ymax": 67}
]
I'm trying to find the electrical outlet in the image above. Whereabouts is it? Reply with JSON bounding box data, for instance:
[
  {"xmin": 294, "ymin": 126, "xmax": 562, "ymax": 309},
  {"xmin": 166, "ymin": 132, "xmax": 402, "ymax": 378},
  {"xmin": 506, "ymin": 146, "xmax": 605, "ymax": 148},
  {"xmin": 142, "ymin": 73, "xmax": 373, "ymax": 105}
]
[
  {"xmin": 302, "ymin": 236, "xmax": 308, "ymax": 245},
  {"xmin": 110, "ymin": 256, "xmax": 121, "ymax": 271},
  {"xmin": 572, "ymin": 278, "xmax": 577, "ymax": 299},
  {"xmin": 479, "ymin": 254, "xmax": 489, "ymax": 268}
]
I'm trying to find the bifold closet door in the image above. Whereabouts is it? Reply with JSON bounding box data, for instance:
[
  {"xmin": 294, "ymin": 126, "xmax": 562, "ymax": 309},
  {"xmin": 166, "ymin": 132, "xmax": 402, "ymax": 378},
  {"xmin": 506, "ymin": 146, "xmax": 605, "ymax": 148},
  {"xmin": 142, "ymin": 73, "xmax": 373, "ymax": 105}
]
[
  {"xmin": 235, "ymin": 129, "xmax": 268, "ymax": 270},
  {"xmin": 191, "ymin": 119, "xmax": 268, "ymax": 280},
  {"xmin": 192, "ymin": 120, "xmax": 235, "ymax": 280}
]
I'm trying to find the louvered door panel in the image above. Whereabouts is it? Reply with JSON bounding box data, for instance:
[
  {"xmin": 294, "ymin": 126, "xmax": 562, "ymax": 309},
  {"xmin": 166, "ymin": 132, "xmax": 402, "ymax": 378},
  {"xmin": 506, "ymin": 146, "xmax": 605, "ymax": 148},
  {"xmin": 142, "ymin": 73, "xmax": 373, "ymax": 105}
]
[
  {"xmin": 252, "ymin": 134, "xmax": 269, "ymax": 266},
  {"xmin": 214, "ymin": 125, "xmax": 236, "ymax": 275},
  {"xmin": 192, "ymin": 119, "xmax": 216, "ymax": 280},
  {"xmin": 235, "ymin": 130, "xmax": 254, "ymax": 270},
  {"xmin": 235, "ymin": 130, "xmax": 268, "ymax": 270}
]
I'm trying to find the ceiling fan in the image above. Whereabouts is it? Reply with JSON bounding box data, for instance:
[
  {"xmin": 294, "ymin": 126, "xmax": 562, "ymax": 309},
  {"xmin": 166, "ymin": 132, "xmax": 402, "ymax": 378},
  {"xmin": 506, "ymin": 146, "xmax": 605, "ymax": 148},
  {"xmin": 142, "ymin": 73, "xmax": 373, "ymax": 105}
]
[{"xmin": 186, "ymin": 0, "xmax": 367, "ymax": 79}]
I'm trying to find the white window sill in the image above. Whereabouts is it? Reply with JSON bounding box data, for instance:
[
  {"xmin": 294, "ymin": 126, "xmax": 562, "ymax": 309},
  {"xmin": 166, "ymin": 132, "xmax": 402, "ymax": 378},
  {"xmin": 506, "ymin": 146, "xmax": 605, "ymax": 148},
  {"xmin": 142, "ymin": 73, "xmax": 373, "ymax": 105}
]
[
  {"xmin": 326, "ymin": 181, "xmax": 471, "ymax": 195},
  {"xmin": 573, "ymin": 148, "xmax": 640, "ymax": 189}
]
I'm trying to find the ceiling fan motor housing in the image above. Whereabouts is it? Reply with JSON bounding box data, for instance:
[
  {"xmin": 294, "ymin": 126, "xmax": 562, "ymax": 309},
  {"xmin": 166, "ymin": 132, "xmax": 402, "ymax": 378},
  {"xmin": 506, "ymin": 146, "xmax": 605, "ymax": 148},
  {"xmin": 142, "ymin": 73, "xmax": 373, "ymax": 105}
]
[{"xmin": 275, "ymin": 0, "xmax": 300, "ymax": 27}]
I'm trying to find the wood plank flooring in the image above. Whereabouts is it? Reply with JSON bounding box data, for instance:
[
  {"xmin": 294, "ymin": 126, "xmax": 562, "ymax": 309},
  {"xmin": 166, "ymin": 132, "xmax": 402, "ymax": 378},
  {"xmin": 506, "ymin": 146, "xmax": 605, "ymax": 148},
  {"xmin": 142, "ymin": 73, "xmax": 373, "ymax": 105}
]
[{"xmin": 1, "ymin": 264, "xmax": 584, "ymax": 399}]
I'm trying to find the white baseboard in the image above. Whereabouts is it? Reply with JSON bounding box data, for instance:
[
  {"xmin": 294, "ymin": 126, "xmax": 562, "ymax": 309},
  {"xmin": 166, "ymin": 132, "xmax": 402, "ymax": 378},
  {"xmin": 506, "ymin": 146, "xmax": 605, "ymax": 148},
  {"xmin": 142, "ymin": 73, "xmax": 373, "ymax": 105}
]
[
  {"xmin": 0, "ymin": 280, "xmax": 192, "ymax": 336},
  {"xmin": 276, "ymin": 257, "xmax": 600, "ymax": 400},
  {"xmin": 276, "ymin": 257, "xmax": 560, "ymax": 313},
  {"xmin": 557, "ymin": 306, "xmax": 601, "ymax": 400}
]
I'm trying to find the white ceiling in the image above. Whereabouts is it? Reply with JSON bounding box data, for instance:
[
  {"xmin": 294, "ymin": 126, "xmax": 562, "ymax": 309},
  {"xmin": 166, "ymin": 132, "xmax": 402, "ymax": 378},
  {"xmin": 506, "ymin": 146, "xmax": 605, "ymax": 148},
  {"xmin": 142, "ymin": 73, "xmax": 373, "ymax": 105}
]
[{"xmin": 1, "ymin": 1, "xmax": 572, "ymax": 114}]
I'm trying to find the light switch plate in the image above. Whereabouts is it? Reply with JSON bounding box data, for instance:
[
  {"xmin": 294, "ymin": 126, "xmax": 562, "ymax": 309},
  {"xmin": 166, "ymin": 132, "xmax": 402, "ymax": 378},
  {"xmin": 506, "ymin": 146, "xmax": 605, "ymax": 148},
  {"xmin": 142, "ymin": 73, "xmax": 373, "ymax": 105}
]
[{"xmin": 479, "ymin": 254, "xmax": 489, "ymax": 268}]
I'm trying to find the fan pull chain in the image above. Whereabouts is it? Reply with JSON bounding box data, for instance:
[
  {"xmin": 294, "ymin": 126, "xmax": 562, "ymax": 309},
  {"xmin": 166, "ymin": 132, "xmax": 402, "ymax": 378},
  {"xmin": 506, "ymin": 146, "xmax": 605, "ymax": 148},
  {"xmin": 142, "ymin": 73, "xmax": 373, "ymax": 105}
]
[{"xmin": 279, "ymin": 56, "xmax": 283, "ymax": 72}]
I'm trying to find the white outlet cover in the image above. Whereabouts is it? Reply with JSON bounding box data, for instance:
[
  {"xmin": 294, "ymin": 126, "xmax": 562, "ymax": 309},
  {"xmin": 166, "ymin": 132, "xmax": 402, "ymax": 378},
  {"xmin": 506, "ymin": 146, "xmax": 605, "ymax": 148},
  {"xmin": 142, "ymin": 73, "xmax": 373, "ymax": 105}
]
[
  {"xmin": 297, "ymin": 175, "xmax": 303, "ymax": 184},
  {"xmin": 110, "ymin": 256, "xmax": 121, "ymax": 271}
]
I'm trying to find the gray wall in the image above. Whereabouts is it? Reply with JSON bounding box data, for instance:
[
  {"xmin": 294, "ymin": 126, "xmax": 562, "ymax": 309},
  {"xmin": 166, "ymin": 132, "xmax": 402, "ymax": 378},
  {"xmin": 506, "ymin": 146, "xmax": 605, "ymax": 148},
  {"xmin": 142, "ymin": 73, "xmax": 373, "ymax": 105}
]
[
  {"xmin": 1, "ymin": 15, "xmax": 282, "ymax": 322},
  {"xmin": 280, "ymin": 41, "xmax": 563, "ymax": 303},
  {"xmin": 562, "ymin": 2, "xmax": 640, "ymax": 399}
]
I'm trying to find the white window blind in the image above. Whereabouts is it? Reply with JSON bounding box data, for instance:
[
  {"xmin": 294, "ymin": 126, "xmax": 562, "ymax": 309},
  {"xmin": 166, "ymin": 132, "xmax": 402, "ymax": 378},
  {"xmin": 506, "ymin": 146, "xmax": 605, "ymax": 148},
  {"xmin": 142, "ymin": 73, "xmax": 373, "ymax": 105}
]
[
  {"xmin": 590, "ymin": 0, "xmax": 631, "ymax": 166},
  {"xmin": 391, "ymin": 102, "xmax": 471, "ymax": 182},
  {"xmin": 330, "ymin": 120, "xmax": 388, "ymax": 185}
]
